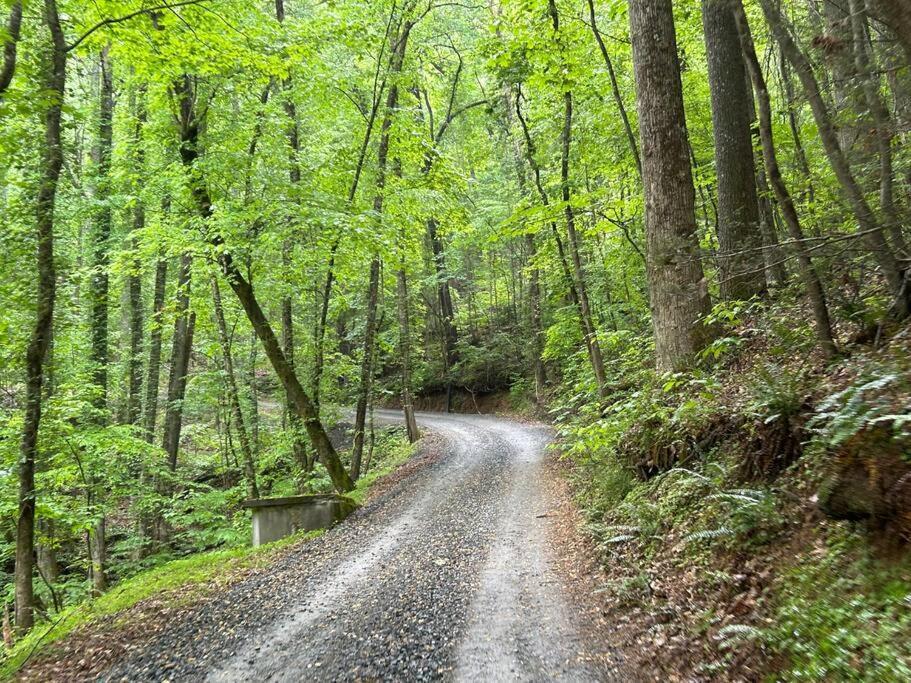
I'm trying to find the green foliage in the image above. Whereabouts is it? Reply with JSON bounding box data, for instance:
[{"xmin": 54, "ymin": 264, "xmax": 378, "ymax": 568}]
[
  {"xmin": 0, "ymin": 529, "xmax": 324, "ymax": 679},
  {"xmin": 764, "ymin": 531, "xmax": 911, "ymax": 681}
]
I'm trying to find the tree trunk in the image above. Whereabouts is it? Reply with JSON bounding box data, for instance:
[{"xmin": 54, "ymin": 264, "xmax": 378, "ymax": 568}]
[
  {"xmin": 426, "ymin": 217, "xmax": 458, "ymax": 410},
  {"xmin": 172, "ymin": 75, "xmax": 353, "ymax": 493},
  {"xmin": 560, "ymin": 90, "xmax": 608, "ymax": 393},
  {"xmin": 126, "ymin": 97, "xmax": 146, "ymax": 426},
  {"xmin": 759, "ymin": 0, "xmax": 910, "ymax": 317},
  {"xmin": 702, "ymin": 0, "xmax": 767, "ymax": 300},
  {"xmin": 90, "ymin": 48, "xmax": 113, "ymax": 419},
  {"xmin": 734, "ymin": 0, "xmax": 838, "ymax": 358},
  {"xmin": 353, "ymin": 18, "xmax": 414, "ymax": 476},
  {"xmin": 212, "ymin": 279, "xmax": 260, "ymax": 499},
  {"xmin": 868, "ymin": 0, "xmax": 911, "ymax": 62},
  {"xmin": 396, "ymin": 267, "xmax": 420, "ymax": 442},
  {"xmin": 629, "ymin": 0, "xmax": 712, "ymax": 370},
  {"xmin": 0, "ymin": 1, "xmax": 21, "ymax": 100},
  {"xmin": 275, "ymin": 0, "xmax": 310, "ymax": 471},
  {"xmin": 849, "ymin": 0, "xmax": 909, "ymax": 258},
  {"xmin": 142, "ymin": 255, "xmax": 167, "ymax": 443},
  {"xmin": 161, "ymin": 253, "xmax": 195, "ymax": 472},
  {"xmin": 15, "ymin": 0, "xmax": 64, "ymax": 634},
  {"xmin": 514, "ymin": 88, "xmax": 600, "ymax": 382},
  {"xmin": 351, "ymin": 257, "xmax": 381, "ymax": 481},
  {"xmin": 587, "ymin": 0, "xmax": 642, "ymax": 178},
  {"xmin": 90, "ymin": 517, "xmax": 106, "ymax": 596}
]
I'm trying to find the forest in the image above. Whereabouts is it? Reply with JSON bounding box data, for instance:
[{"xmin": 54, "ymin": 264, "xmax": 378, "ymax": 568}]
[{"xmin": 1, "ymin": 0, "xmax": 911, "ymax": 679}]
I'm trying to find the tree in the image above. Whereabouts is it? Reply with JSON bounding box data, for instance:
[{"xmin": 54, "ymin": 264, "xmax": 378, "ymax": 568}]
[
  {"xmin": 15, "ymin": 0, "xmax": 65, "ymax": 634},
  {"xmin": 629, "ymin": 0, "xmax": 712, "ymax": 369},
  {"xmin": 701, "ymin": 0, "xmax": 766, "ymax": 301}
]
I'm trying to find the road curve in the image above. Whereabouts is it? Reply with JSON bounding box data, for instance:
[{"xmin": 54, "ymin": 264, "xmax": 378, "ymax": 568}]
[{"xmin": 101, "ymin": 410, "xmax": 619, "ymax": 682}]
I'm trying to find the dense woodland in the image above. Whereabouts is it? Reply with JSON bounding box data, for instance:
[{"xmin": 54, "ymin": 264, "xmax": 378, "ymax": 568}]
[{"xmin": 2, "ymin": 0, "xmax": 911, "ymax": 676}]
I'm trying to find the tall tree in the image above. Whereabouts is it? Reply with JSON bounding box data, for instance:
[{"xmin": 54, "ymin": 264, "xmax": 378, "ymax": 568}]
[
  {"xmin": 160, "ymin": 252, "xmax": 194, "ymax": 472},
  {"xmin": 352, "ymin": 13, "xmax": 415, "ymax": 480},
  {"xmin": 702, "ymin": 0, "xmax": 766, "ymax": 300},
  {"xmin": 759, "ymin": 0, "xmax": 910, "ymax": 318},
  {"xmin": 733, "ymin": 0, "xmax": 838, "ymax": 358},
  {"xmin": 629, "ymin": 0, "xmax": 712, "ymax": 370},
  {"xmin": 171, "ymin": 74, "xmax": 354, "ymax": 493},
  {"xmin": 15, "ymin": 0, "xmax": 65, "ymax": 633}
]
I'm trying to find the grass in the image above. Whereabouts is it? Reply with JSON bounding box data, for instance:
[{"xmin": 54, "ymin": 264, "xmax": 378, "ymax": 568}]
[
  {"xmin": 346, "ymin": 431, "xmax": 418, "ymax": 506},
  {"xmin": 0, "ymin": 529, "xmax": 323, "ymax": 679},
  {"xmin": 1, "ymin": 427, "xmax": 420, "ymax": 678}
]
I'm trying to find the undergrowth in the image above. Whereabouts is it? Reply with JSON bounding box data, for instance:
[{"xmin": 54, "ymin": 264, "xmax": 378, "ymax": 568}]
[
  {"xmin": 554, "ymin": 299, "xmax": 911, "ymax": 680},
  {"xmin": 0, "ymin": 529, "xmax": 323, "ymax": 678}
]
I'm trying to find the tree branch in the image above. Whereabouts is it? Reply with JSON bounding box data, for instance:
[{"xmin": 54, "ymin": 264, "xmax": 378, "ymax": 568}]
[{"xmin": 67, "ymin": 0, "xmax": 211, "ymax": 52}]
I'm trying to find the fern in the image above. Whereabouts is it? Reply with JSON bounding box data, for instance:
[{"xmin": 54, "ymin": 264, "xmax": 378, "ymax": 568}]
[
  {"xmin": 717, "ymin": 624, "xmax": 763, "ymax": 650},
  {"xmin": 685, "ymin": 527, "xmax": 734, "ymax": 542}
]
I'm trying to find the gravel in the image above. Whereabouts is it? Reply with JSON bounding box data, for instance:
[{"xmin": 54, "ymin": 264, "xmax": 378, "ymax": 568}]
[{"xmin": 98, "ymin": 410, "xmax": 622, "ymax": 682}]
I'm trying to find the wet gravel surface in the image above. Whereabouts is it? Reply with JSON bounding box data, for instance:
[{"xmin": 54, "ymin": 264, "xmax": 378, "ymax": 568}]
[{"xmin": 99, "ymin": 411, "xmax": 620, "ymax": 682}]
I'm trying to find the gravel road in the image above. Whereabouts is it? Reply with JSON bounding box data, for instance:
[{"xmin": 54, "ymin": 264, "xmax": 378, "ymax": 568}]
[{"xmin": 100, "ymin": 410, "xmax": 620, "ymax": 682}]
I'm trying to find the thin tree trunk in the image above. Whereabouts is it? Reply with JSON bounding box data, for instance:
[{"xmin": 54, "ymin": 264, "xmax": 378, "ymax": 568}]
[
  {"xmin": 212, "ymin": 278, "xmax": 260, "ymax": 499},
  {"xmin": 759, "ymin": 0, "xmax": 909, "ymax": 317},
  {"xmin": 779, "ymin": 53, "xmax": 816, "ymax": 206},
  {"xmin": 126, "ymin": 93, "xmax": 146, "ymax": 426},
  {"xmin": 142, "ymin": 255, "xmax": 167, "ymax": 443},
  {"xmin": 353, "ymin": 18, "xmax": 414, "ymax": 476},
  {"xmin": 586, "ymin": 0, "xmax": 642, "ymax": 178},
  {"xmin": 628, "ymin": 0, "xmax": 712, "ymax": 370},
  {"xmin": 849, "ymin": 0, "xmax": 909, "ymax": 258},
  {"xmin": 734, "ymin": 0, "xmax": 838, "ymax": 357},
  {"xmin": 427, "ymin": 217, "xmax": 458, "ymax": 410},
  {"xmin": 560, "ymin": 90, "xmax": 608, "ymax": 393},
  {"xmin": 86, "ymin": 48, "xmax": 114, "ymax": 595},
  {"xmin": 275, "ymin": 0, "xmax": 310, "ymax": 472},
  {"xmin": 90, "ymin": 48, "xmax": 113, "ymax": 419},
  {"xmin": 702, "ymin": 0, "xmax": 767, "ymax": 300},
  {"xmin": 396, "ymin": 267, "xmax": 420, "ymax": 442},
  {"xmin": 0, "ymin": 1, "xmax": 21, "ymax": 100},
  {"xmin": 352, "ymin": 257, "xmax": 381, "ymax": 481},
  {"xmin": 161, "ymin": 253, "xmax": 195, "ymax": 472},
  {"xmin": 15, "ymin": 0, "xmax": 64, "ymax": 634},
  {"xmin": 868, "ymin": 0, "xmax": 911, "ymax": 62},
  {"xmin": 172, "ymin": 75, "xmax": 354, "ymax": 493}
]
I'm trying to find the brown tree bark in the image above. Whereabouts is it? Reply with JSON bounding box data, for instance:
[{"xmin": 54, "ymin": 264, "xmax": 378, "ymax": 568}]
[
  {"xmin": 16, "ymin": 0, "xmax": 65, "ymax": 634},
  {"xmin": 0, "ymin": 1, "xmax": 21, "ymax": 99},
  {"xmin": 161, "ymin": 251, "xmax": 194, "ymax": 472},
  {"xmin": 212, "ymin": 279, "xmax": 260, "ymax": 499},
  {"xmin": 560, "ymin": 90, "xmax": 608, "ymax": 393},
  {"xmin": 867, "ymin": 0, "xmax": 911, "ymax": 65},
  {"xmin": 143, "ymin": 254, "xmax": 167, "ymax": 443},
  {"xmin": 702, "ymin": 0, "xmax": 767, "ymax": 300},
  {"xmin": 759, "ymin": 0, "xmax": 909, "ymax": 317},
  {"xmin": 352, "ymin": 17, "xmax": 415, "ymax": 478},
  {"xmin": 87, "ymin": 48, "xmax": 114, "ymax": 596},
  {"xmin": 849, "ymin": 0, "xmax": 909, "ymax": 258},
  {"xmin": 734, "ymin": 0, "xmax": 838, "ymax": 358},
  {"xmin": 172, "ymin": 76, "xmax": 354, "ymax": 493},
  {"xmin": 629, "ymin": 0, "xmax": 712, "ymax": 370},
  {"xmin": 126, "ymin": 91, "xmax": 147, "ymax": 426},
  {"xmin": 90, "ymin": 49, "xmax": 113, "ymax": 419},
  {"xmin": 351, "ymin": 257, "xmax": 381, "ymax": 481},
  {"xmin": 396, "ymin": 267, "xmax": 420, "ymax": 442}
]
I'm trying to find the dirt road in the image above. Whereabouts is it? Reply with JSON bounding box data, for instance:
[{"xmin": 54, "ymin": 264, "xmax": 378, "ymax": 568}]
[{"xmin": 100, "ymin": 411, "xmax": 620, "ymax": 682}]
